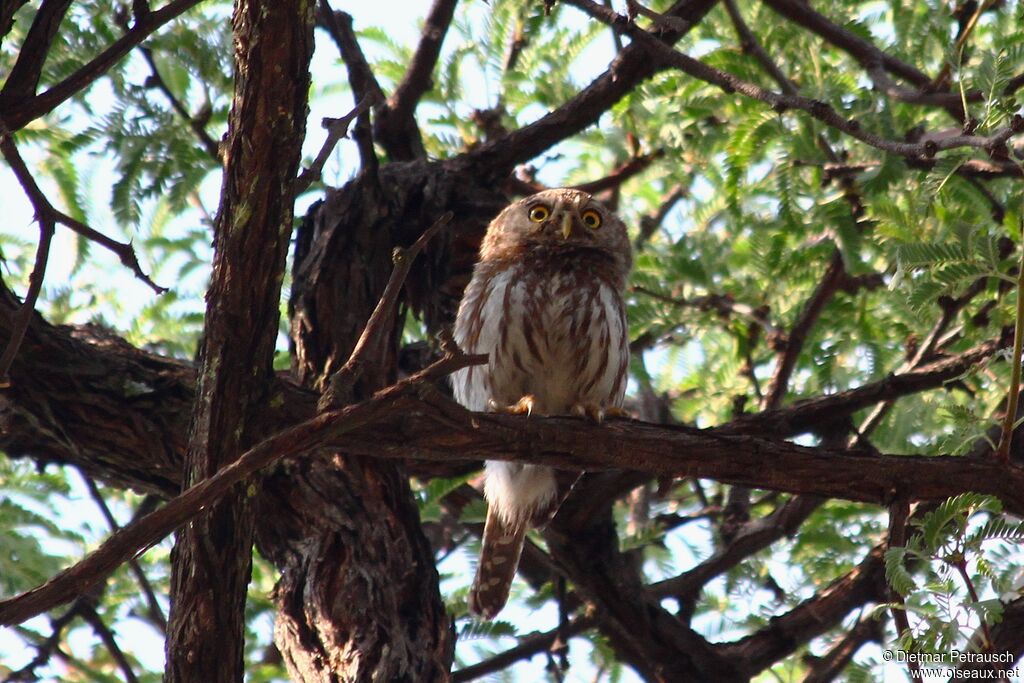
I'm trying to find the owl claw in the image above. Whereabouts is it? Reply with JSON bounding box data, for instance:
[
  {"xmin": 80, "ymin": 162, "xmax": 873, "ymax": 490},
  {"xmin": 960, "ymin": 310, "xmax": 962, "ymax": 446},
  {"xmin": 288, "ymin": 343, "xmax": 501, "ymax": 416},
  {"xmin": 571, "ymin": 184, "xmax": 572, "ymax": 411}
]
[
  {"xmin": 604, "ymin": 406, "xmax": 629, "ymax": 419},
  {"xmin": 570, "ymin": 403, "xmax": 629, "ymax": 423},
  {"xmin": 488, "ymin": 394, "xmax": 537, "ymax": 416},
  {"xmin": 571, "ymin": 402, "xmax": 605, "ymax": 423}
]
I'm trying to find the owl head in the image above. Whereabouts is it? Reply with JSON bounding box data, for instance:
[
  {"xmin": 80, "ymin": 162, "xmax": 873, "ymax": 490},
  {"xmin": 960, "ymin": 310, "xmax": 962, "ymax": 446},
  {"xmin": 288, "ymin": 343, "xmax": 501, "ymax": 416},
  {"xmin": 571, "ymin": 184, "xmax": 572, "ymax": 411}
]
[{"xmin": 479, "ymin": 188, "xmax": 632, "ymax": 280}]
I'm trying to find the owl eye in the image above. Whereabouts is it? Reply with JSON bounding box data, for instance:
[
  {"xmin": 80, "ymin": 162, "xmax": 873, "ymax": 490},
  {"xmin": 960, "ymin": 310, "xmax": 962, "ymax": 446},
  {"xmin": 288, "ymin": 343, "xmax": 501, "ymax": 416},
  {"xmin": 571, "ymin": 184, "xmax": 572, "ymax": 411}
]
[
  {"xmin": 528, "ymin": 205, "xmax": 550, "ymax": 222},
  {"xmin": 581, "ymin": 209, "xmax": 602, "ymax": 229}
]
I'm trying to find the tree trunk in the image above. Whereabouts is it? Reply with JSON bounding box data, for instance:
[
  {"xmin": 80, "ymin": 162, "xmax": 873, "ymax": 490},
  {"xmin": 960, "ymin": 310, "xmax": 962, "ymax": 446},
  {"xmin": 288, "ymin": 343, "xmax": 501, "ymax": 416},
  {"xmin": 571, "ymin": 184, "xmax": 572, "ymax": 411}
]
[
  {"xmin": 164, "ymin": 1, "xmax": 314, "ymax": 681},
  {"xmin": 267, "ymin": 170, "xmax": 461, "ymax": 682}
]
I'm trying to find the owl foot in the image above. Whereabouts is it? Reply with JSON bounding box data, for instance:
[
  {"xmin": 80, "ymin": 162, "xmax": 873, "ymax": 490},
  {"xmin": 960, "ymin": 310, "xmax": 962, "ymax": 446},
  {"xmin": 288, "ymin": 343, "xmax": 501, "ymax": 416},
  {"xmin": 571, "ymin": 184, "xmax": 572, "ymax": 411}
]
[
  {"xmin": 487, "ymin": 394, "xmax": 537, "ymax": 416},
  {"xmin": 570, "ymin": 403, "xmax": 628, "ymax": 423}
]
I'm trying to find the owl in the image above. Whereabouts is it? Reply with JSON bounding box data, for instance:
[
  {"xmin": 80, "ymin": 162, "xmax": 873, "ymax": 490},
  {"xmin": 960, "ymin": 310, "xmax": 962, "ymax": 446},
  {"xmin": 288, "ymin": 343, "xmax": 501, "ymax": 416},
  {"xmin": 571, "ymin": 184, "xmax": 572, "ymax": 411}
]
[{"xmin": 452, "ymin": 188, "xmax": 632, "ymax": 619}]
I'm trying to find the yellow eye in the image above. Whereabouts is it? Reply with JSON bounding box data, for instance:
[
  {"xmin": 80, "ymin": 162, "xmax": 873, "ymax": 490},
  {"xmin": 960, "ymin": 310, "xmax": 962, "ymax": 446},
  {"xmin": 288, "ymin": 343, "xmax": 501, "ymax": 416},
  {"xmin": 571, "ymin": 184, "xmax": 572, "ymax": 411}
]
[
  {"xmin": 581, "ymin": 209, "xmax": 602, "ymax": 229},
  {"xmin": 528, "ymin": 205, "xmax": 550, "ymax": 222}
]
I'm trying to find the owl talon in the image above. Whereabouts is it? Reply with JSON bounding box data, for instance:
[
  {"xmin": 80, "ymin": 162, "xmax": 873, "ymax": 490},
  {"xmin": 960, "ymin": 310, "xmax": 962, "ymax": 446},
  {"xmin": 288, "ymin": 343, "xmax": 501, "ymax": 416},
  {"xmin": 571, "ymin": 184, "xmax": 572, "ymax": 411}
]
[
  {"xmin": 488, "ymin": 394, "xmax": 537, "ymax": 416},
  {"xmin": 571, "ymin": 402, "xmax": 606, "ymax": 423},
  {"xmin": 604, "ymin": 406, "xmax": 629, "ymax": 419}
]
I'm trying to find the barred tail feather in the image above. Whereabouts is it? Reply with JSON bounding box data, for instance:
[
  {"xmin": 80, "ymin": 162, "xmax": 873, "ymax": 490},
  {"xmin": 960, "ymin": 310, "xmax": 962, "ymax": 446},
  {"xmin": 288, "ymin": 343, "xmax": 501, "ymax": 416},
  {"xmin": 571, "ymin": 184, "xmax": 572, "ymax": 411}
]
[{"xmin": 469, "ymin": 508, "xmax": 527, "ymax": 620}]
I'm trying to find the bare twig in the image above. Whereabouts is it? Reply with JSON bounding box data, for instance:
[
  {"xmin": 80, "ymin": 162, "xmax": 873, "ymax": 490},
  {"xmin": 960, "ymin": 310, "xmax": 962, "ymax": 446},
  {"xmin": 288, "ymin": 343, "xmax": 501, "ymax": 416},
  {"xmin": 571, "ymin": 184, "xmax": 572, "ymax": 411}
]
[
  {"xmin": 317, "ymin": 2, "xmax": 385, "ymax": 171},
  {"xmin": 762, "ymin": 251, "xmax": 846, "ymax": 409},
  {"xmin": 452, "ymin": 617, "xmax": 595, "ymax": 682},
  {"xmin": 80, "ymin": 473, "xmax": 167, "ymax": 631},
  {"xmin": 321, "ymin": 211, "xmax": 454, "ymax": 407},
  {"xmin": 0, "ymin": 183, "xmax": 53, "ymax": 386},
  {"xmin": 803, "ymin": 615, "xmax": 884, "ymax": 683},
  {"xmin": 78, "ymin": 604, "xmax": 141, "ymax": 683},
  {"xmin": 0, "ymin": 126, "xmax": 165, "ymax": 295},
  {"xmin": 295, "ymin": 93, "xmax": 378, "ymax": 195},
  {"xmin": 635, "ymin": 184, "xmax": 686, "ymax": 249},
  {"xmin": 760, "ymin": 0, "xmax": 931, "ymax": 88},
  {"xmin": 573, "ymin": 150, "xmax": 663, "ymax": 194},
  {"xmin": 2, "ymin": 600, "xmax": 84, "ymax": 681},
  {"xmin": 139, "ymin": 46, "xmax": 221, "ymax": 161},
  {"xmin": 887, "ymin": 500, "xmax": 922, "ymax": 680},
  {"xmin": 633, "ymin": 285, "xmax": 781, "ymax": 339},
  {"xmin": 930, "ymin": 0, "xmax": 996, "ymax": 91},
  {"xmin": 997, "ymin": 232, "xmax": 1024, "ymax": 463},
  {"xmin": 722, "ymin": 0, "xmax": 798, "ymax": 96}
]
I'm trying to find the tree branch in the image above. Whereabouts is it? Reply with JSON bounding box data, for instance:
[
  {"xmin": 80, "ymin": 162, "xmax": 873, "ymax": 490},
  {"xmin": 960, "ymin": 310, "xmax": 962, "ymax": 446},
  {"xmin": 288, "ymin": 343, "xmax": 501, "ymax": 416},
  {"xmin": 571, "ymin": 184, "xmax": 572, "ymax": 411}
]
[
  {"xmin": 373, "ymin": 0, "xmax": 458, "ymax": 160},
  {"xmin": 455, "ymin": 0, "xmax": 719, "ymax": 177},
  {"xmin": 565, "ymin": 0, "xmax": 1023, "ymax": 161},
  {"xmin": 0, "ymin": 126, "xmax": 165, "ymax": 293},
  {"xmin": 451, "ymin": 616, "xmax": 595, "ymax": 682},
  {"xmin": 138, "ymin": 46, "xmax": 221, "ymax": 161},
  {"xmin": 0, "ymin": 0, "xmax": 72, "ymax": 105},
  {"xmin": 294, "ymin": 93, "xmax": 378, "ymax": 195},
  {"xmin": 317, "ymin": 2, "xmax": 384, "ymax": 172},
  {"xmin": 720, "ymin": 545, "xmax": 887, "ymax": 674},
  {"xmin": 0, "ymin": 0, "xmax": 205, "ymax": 131}
]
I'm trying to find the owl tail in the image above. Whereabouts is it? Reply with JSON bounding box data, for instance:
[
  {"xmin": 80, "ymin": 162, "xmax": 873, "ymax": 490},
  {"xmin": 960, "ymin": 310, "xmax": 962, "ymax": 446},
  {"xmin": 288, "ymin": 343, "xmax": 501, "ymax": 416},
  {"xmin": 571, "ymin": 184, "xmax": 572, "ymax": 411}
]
[{"xmin": 469, "ymin": 508, "xmax": 527, "ymax": 620}]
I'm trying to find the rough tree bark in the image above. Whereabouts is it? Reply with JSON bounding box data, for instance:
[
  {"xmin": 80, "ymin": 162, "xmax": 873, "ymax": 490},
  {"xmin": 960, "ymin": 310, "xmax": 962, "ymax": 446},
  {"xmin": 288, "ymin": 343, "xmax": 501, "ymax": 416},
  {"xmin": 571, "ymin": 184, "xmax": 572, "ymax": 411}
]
[
  {"xmin": 261, "ymin": 164, "xmax": 487, "ymax": 681},
  {"xmin": 164, "ymin": 1, "xmax": 313, "ymax": 681}
]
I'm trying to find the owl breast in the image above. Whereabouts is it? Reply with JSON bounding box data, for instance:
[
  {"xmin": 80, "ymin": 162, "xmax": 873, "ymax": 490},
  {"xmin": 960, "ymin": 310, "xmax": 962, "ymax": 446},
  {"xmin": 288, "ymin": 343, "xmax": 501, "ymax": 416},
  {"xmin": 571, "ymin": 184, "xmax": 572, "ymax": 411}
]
[{"xmin": 453, "ymin": 259, "xmax": 629, "ymax": 415}]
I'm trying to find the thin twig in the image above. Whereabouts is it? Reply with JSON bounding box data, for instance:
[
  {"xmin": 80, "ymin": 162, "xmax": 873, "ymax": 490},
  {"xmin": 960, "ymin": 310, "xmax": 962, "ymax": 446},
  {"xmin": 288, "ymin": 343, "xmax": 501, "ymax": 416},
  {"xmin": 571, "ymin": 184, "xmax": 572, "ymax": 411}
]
[
  {"xmin": 930, "ymin": 0, "xmax": 996, "ymax": 91},
  {"xmin": 2, "ymin": 601, "xmax": 84, "ymax": 682},
  {"xmin": 0, "ymin": 131, "xmax": 56, "ymax": 386},
  {"xmin": 572, "ymin": 150, "xmax": 663, "ymax": 194},
  {"xmin": 996, "ymin": 229, "xmax": 1024, "ymax": 463},
  {"xmin": 887, "ymin": 499, "xmax": 922, "ymax": 680},
  {"xmin": 722, "ymin": 0, "xmax": 798, "ymax": 96},
  {"xmin": 762, "ymin": 251, "xmax": 846, "ymax": 409},
  {"xmin": 635, "ymin": 184, "xmax": 686, "ymax": 249},
  {"xmin": 0, "ymin": 127, "xmax": 165, "ymax": 294},
  {"xmin": 317, "ymin": 2, "xmax": 385, "ymax": 172},
  {"xmin": 321, "ymin": 211, "xmax": 454, "ymax": 408},
  {"xmin": 802, "ymin": 614, "xmax": 884, "ymax": 683},
  {"xmin": 78, "ymin": 604, "xmax": 141, "ymax": 683},
  {"xmin": 452, "ymin": 617, "xmax": 595, "ymax": 682},
  {"xmin": 294, "ymin": 93, "xmax": 378, "ymax": 195},
  {"xmin": 80, "ymin": 473, "xmax": 167, "ymax": 631},
  {"xmin": 139, "ymin": 46, "xmax": 221, "ymax": 161}
]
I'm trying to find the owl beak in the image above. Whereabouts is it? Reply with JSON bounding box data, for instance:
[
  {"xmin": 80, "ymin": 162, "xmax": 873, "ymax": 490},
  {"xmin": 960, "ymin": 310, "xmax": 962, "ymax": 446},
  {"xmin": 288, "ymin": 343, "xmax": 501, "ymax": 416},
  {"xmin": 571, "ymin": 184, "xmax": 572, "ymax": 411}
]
[{"xmin": 560, "ymin": 212, "xmax": 573, "ymax": 240}]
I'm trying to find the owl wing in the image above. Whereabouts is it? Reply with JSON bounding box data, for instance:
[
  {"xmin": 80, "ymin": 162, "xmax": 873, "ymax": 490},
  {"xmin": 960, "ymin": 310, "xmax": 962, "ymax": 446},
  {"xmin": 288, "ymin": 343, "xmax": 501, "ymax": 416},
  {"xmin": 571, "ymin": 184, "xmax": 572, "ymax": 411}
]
[{"xmin": 452, "ymin": 265, "xmax": 517, "ymax": 411}]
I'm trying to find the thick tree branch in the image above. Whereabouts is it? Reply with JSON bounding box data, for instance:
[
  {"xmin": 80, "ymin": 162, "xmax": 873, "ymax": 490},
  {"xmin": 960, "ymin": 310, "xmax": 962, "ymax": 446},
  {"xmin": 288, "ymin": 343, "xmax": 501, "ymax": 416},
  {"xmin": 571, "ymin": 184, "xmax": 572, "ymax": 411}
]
[
  {"xmin": 455, "ymin": 0, "xmax": 719, "ymax": 178},
  {"xmin": 0, "ymin": 0, "xmax": 72, "ymax": 105},
  {"xmin": 721, "ymin": 545, "xmax": 887, "ymax": 674}
]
